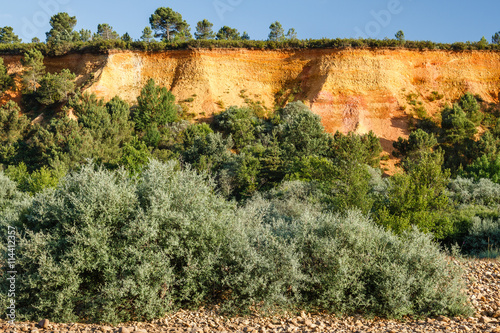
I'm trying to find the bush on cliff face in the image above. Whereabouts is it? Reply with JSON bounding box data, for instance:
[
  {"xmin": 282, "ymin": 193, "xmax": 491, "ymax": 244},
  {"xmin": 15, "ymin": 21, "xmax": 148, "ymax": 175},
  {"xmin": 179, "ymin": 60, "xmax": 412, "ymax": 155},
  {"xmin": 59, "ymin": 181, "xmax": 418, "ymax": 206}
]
[{"xmin": 0, "ymin": 161, "xmax": 472, "ymax": 323}]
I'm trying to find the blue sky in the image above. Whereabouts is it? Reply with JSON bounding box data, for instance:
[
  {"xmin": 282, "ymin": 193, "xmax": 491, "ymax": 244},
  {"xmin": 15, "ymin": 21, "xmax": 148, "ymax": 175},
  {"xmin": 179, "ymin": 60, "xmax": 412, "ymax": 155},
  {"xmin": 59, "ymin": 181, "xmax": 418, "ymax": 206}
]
[{"xmin": 1, "ymin": 0, "xmax": 498, "ymax": 43}]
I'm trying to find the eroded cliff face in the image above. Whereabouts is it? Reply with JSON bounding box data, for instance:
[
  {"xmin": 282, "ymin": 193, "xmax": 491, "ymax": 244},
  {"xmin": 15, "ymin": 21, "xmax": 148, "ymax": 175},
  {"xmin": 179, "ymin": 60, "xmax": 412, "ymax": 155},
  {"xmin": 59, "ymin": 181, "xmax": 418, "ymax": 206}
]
[{"xmin": 2, "ymin": 49, "xmax": 500, "ymax": 153}]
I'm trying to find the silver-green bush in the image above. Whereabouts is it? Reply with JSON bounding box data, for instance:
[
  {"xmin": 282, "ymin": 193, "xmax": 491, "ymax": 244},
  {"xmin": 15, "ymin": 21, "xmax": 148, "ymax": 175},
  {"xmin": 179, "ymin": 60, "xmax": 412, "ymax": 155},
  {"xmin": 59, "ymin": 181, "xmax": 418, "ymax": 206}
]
[
  {"xmin": 0, "ymin": 163, "xmax": 472, "ymax": 323},
  {"xmin": 463, "ymin": 217, "xmax": 500, "ymax": 257}
]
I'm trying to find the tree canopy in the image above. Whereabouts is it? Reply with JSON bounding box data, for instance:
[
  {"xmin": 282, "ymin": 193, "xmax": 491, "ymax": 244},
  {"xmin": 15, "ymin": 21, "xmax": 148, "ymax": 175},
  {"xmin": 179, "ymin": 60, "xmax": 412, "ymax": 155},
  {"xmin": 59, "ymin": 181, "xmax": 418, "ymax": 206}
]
[
  {"xmin": 140, "ymin": 27, "xmax": 154, "ymax": 42},
  {"xmin": 36, "ymin": 69, "xmax": 76, "ymax": 105},
  {"xmin": 134, "ymin": 78, "xmax": 178, "ymax": 131},
  {"xmin": 21, "ymin": 49, "xmax": 45, "ymax": 92},
  {"xmin": 149, "ymin": 7, "xmax": 189, "ymax": 42},
  {"xmin": 195, "ymin": 19, "xmax": 215, "ymax": 40},
  {"xmin": 268, "ymin": 21, "xmax": 285, "ymax": 41},
  {"xmin": 0, "ymin": 26, "xmax": 21, "ymax": 44},
  {"xmin": 216, "ymin": 26, "xmax": 241, "ymax": 40},
  {"xmin": 95, "ymin": 24, "xmax": 120, "ymax": 40},
  {"xmin": 46, "ymin": 12, "xmax": 77, "ymax": 43},
  {"xmin": 0, "ymin": 58, "xmax": 13, "ymax": 93}
]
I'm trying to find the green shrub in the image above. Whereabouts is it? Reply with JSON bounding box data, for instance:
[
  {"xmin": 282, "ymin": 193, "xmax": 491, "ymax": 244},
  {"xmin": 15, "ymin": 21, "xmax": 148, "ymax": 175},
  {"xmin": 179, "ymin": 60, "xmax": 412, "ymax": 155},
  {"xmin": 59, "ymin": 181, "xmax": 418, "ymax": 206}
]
[
  {"xmin": 240, "ymin": 190, "xmax": 472, "ymax": 317},
  {"xmin": 462, "ymin": 154, "xmax": 500, "ymax": 183},
  {"xmin": 1, "ymin": 161, "xmax": 473, "ymax": 323},
  {"xmin": 0, "ymin": 57, "xmax": 13, "ymax": 92},
  {"xmin": 4, "ymin": 163, "xmax": 61, "ymax": 195},
  {"xmin": 36, "ymin": 69, "xmax": 76, "ymax": 105},
  {"xmin": 214, "ymin": 106, "xmax": 262, "ymax": 149},
  {"xmin": 448, "ymin": 177, "xmax": 500, "ymax": 206},
  {"xmin": 463, "ymin": 217, "xmax": 500, "ymax": 256}
]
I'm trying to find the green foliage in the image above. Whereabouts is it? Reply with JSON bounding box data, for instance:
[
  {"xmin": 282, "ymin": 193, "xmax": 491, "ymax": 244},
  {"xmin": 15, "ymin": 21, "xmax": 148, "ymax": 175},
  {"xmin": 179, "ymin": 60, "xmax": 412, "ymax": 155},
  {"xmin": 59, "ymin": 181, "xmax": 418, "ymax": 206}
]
[
  {"xmin": 182, "ymin": 132, "xmax": 232, "ymax": 172},
  {"xmin": 121, "ymin": 33, "xmax": 132, "ymax": 43},
  {"xmin": 216, "ymin": 26, "xmax": 241, "ymax": 40},
  {"xmin": 242, "ymin": 192, "xmax": 471, "ymax": 318},
  {"xmin": 478, "ymin": 36, "xmax": 489, "ymax": 50},
  {"xmin": 375, "ymin": 152, "xmax": 453, "ymax": 239},
  {"xmin": 459, "ymin": 92, "xmax": 482, "ymax": 124},
  {"xmin": 275, "ymin": 101, "xmax": 330, "ymax": 158},
  {"xmin": 440, "ymin": 102, "xmax": 478, "ymax": 171},
  {"xmin": 140, "ymin": 27, "xmax": 154, "ymax": 42},
  {"xmin": 268, "ymin": 22, "xmax": 297, "ymax": 41},
  {"xmin": 77, "ymin": 29, "xmax": 92, "ymax": 42},
  {"xmin": 21, "ymin": 49, "xmax": 45, "ymax": 92},
  {"xmin": 0, "ymin": 26, "xmax": 21, "ymax": 44},
  {"xmin": 0, "ymin": 169, "xmax": 28, "ymax": 215},
  {"xmin": 149, "ymin": 7, "xmax": 189, "ymax": 42},
  {"xmin": 493, "ymin": 32, "xmax": 500, "ymax": 45},
  {"xmin": 462, "ymin": 154, "xmax": 500, "ymax": 183},
  {"xmin": 4, "ymin": 163, "xmax": 61, "ymax": 194},
  {"xmin": 1, "ymin": 161, "xmax": 472, "ymax": 323},
  {"xmin": 441, "ymin": 103, "xmax": 477, "ymax": 143},
  {"xmin": 329, "ymin": 131, "xmax": 382, "ymax": 168},
  {"xmin": 214, "ymin": 106, "xmax": 262, "ymax": 149},
  {"xmin": 25, "ymin": 116, "xmax": 94, "ymax": 170},
  {"xmin": 134, "ymin": 78, "xmax": 178, "ymax": 131},
  {"xmin": 181, "ymin": 123, "xmax": 213, "ymax": 147},
  {"xmin": 268, "ymin": 21, "xmax": 285, "ymax": 41},
  {"xmin": 448, "ymin": 177, "xmax": 500, "ymax": 207},
  {"xmin": 36, "ymin": 69, "xmax": 76, "ymax": 105},
  {"xmin": 46, "ymin": 12, "xmax": 77, "ymax": 44},
  {"xmin": 195, "ymin": 19, "xmax": 215, "ymax": 40},
  {"xmin": 0, "ymin": 101, "xmax": 29, "ymax": 163},
  {"xmin": 393, "ymin": 129, "xmax": 438, "ymax": 165},
  {"xmin": 286, "ymin": 28, "xmax": 297, "ymax": 40},
  {"xmin": 173, "ymin": 24, "xmax": 192, "ymax": 42},
  {"xmin": 395, "ymin": 30, "xmax": 405, "ymax": 43},
  {"xmin": 428, "ymin": 91, "xmax": 444, "ymax": 102},
  {"xmin": 0, "ymin": 57, "xmax": 13, "ymax": 92},
  {"xmin": 3, "ymin": 37, "xmax": 500, "ymax": 55},
  {"xmin": 69, "ymin": 94, "xmax": 134, "ymax": 166},
  {"xmin": 463, "ymin": 217, "xmax": 500, "ymax": 256},
  {"xmin": 120, "ymin": 137, "xmax": 151, "ymax": 174},
  {"xmin": 95, "ymin": 24, "xmax": 119, "ymax": 41}
]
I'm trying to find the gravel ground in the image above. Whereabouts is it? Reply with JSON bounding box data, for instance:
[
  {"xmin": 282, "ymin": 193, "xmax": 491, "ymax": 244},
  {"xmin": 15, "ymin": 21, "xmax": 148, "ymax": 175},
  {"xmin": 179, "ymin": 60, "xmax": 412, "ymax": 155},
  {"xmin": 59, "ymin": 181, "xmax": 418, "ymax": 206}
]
[{"xmin": 1, "ymin": 259, "xmax": 498, "ymax": 333}]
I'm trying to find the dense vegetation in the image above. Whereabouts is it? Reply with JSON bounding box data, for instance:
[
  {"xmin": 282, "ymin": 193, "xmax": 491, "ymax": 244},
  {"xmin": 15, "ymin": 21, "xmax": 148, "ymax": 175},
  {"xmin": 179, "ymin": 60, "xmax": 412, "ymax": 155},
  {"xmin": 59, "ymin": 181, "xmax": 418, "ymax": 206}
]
[
  {"xmin": 0, "ymin": 71, "xmax": 499, "ymax": 322},
  {"xmin": 1, "ymin": 6, "xmax": 500, "ymax": 324}
]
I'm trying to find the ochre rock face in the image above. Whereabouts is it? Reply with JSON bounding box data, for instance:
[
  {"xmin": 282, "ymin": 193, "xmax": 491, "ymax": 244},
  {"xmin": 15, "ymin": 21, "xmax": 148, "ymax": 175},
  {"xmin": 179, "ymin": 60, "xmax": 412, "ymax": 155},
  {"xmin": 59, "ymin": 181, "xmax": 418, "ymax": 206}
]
[{"xmin": 2, "ymin": 49, "xmax": 500, "ymax": 153}]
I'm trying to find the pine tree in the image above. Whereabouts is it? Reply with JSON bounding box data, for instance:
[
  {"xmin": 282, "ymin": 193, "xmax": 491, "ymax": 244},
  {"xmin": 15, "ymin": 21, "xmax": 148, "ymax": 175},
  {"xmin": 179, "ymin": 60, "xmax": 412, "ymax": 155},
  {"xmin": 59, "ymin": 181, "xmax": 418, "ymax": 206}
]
[
  {"xmin": 140, "ymin": 27, "xmax": 154, "ymax": 42},
  {"xmin": 0, "ymin": 26, "xmax": 21, "ymax": 43},
  {"xmin": 0, "ymin": 57, "xmax": 13, "ymax": 93},
  {"xmin": 216, "ymin": 26, "xmax": 240, "ymax": 40},
  {"xmin": 268, "ymin": 21, "xmax": 285, "ymax": 41},
  {"xmin": 36, "ymin": 69, "xmax": 76, "ymax": 105},
  {"xmin": 149, "ymin": 7, "xmax": 189, "ymax": 42},
  {"xmin": 134, "ymin": 78, "xmax": 178, "ymax": 131},
  {"xmin": 195, "ymin": 19, "xmax": 215, "ymax": 40},
  {"xmin": 21, "ymin": 49, "xmax": 46, "ymax": 92},
  {"xmin": 95, "ymin": 24, "xmax": 119, "ymax": 40},
  {"xmin": 46, "ymin": 12, "xmax": 77, "ymax": 43}
]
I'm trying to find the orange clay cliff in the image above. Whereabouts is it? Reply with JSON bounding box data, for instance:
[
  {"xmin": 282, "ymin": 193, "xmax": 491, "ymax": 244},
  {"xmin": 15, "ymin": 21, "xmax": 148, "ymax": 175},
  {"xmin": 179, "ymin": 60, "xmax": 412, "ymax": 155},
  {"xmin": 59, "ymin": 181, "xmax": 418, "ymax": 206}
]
[{"xmin": 2, "ymin": 48, "xmax": 500, "ymax": 154}]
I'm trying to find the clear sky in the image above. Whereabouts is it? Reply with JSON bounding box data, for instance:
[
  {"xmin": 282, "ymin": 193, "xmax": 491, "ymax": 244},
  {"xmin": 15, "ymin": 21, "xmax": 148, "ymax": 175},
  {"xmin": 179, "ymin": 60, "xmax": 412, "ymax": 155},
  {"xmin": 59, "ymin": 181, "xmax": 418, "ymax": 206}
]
[{"xmin": 1, "ymin": 0, "xmax": 498, "ymax": 43}]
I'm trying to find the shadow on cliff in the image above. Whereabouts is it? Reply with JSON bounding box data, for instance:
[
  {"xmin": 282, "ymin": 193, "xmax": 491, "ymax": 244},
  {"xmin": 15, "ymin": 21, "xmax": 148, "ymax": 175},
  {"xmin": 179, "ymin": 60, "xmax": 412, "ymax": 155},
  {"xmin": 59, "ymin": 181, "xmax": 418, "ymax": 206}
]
[
  {"xmin": 378, "ymin": 115, "xmax": 410, "ymax": 153},
  {"xmin": 170, "ymin": 50, "xmax": 197, "ymax": 92},
  {"xmin": 274, "ymin": 53, "xmax": 330, "ymax": 110}
]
